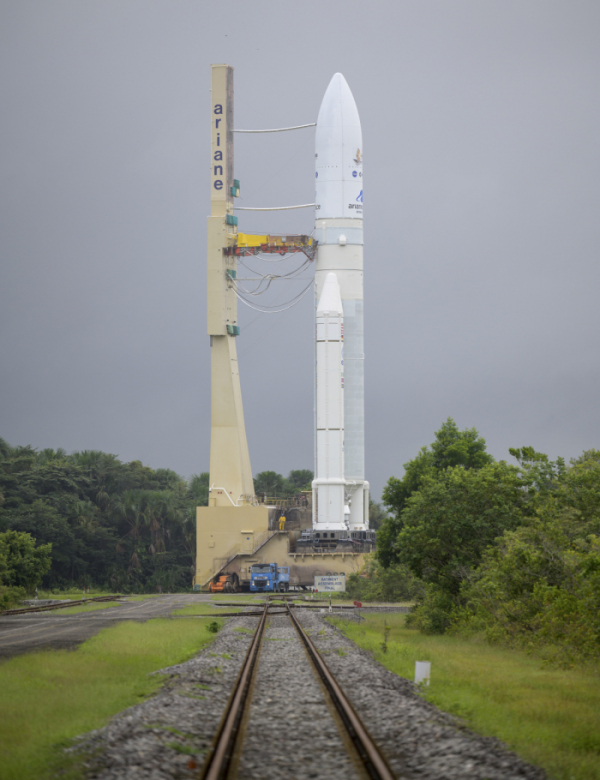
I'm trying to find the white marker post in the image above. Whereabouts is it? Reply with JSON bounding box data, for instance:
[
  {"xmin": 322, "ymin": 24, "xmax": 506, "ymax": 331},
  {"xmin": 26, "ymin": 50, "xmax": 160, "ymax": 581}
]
[{"xmin": 414, "ymin": 661, "xmax": 431, "ymax": 686}]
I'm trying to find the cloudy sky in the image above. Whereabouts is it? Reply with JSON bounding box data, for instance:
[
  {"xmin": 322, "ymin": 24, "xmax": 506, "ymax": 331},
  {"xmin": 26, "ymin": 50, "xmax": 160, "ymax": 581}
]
[{"xmin": 1, "ymin": 1, "xmax": 599, "ymax": 499}]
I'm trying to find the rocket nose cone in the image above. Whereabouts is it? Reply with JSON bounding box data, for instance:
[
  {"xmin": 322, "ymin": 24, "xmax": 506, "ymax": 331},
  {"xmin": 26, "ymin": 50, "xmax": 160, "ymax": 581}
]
[
  {"xmin": 317, "ymin": 73, "xmax": 360, "ymax": 128},
  {"xmin": 329, "ymin": 72, "xmax": 348, "ymax": 91},
  {"xmin": 315, "ymin": 73, "xmax": 363, "ymax": 221},
  {"xmin": 323, "ymin": 72, "xmax": 350, "ymax": 98}
]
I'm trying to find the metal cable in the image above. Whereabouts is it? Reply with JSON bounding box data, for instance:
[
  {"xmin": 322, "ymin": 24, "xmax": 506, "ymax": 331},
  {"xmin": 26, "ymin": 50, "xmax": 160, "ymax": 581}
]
[
  {"xmin": 238, "ymin": 256, "xmax": 311, "ymax": 282},
  {"xmin": 234, "ymin": 280, "xmax": 314, "ymax": 313},
  {"xmin": 234, "ymin": 204, "xmax": 315, "ymax": 211},
  {"xmin": 234, "ymin": 123, "xmax": 315, "ymax": 133},
  {"xmin": 233, "ymin": 258, "xmax": 312, "ymax": 296}
]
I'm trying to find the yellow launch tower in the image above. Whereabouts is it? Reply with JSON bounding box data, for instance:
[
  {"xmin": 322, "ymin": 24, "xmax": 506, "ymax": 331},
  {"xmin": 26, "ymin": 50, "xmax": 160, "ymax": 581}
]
[{"xmin": 195, "ymin": 65, "xmax": 269, "ymax": 590}]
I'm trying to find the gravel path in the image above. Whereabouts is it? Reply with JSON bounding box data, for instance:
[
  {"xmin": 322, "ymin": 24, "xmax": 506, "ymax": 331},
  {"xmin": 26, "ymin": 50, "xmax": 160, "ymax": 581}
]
[{"xmin": 74, "ymin": 608, "xmax": 547, "ymax": 780}]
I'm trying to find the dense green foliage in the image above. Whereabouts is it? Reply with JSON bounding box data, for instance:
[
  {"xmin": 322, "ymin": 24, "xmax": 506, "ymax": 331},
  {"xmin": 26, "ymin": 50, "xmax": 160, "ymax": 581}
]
[
  {"xmin": 253, "ymin": 469, "xmax": 313, "ymax": 498},
  {"xmin": 367, "ymin": 499, "xmax": 388, "ymax": 531},
  {"xmin": 0, "ymin": 529, "xmax": 52, "ymax": 589},
  {"xmin": 0, "ymin": 439, "xmax": 315, "ymax": 596},
  {"xmin": 0, "ymin": 439, "xmax": 205, "ymax": 593},
  {"xmin": 398, "ymin": 461, "xmax": 528, "ymax": 591},
  {"xmin": 378, "ymin": 418, "xmax": 493, "ymax": 566},
  {"xmin": 0, "ymin": 529, "xmax": 52, "ymax": 608},
  {"xmin": 345, "ymin": 554, "xmax": 424, "ymax": 602},
  {"xmin": 454, "ymin": 451, "xmax": 600, "ymax": 664},
  {"xmin": 378, "ymin": 421, "xmax": 600, "ymax": 663}
]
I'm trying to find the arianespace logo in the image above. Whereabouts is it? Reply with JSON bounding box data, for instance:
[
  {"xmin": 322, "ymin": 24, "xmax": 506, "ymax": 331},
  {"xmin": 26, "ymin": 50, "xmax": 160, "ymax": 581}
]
[{"xmin": 348, "ymin": 190, "xmax": 363, "ymax": 210}]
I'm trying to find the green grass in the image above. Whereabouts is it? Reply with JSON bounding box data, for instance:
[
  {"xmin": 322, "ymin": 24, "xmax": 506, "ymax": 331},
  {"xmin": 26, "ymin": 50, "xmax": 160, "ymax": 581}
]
[
  {"xmin": 36, "ymin": 588, "xmax": 116, "ymax": 599},
  {"xmin": 36, "ymin": 594, "xmax": 165, "ymax": 615},
  {"xmin": 331, "ymin": 613, "xmax": 600, "ymax": 780},
  {"xmin": 318, "ymin": 592, "xmax": 415, "ymax": 606},
  {"xmin": 207, "ymin": 594, "xmax": 262, "ymax": 603},
  {"xmin": 56, "ymin": 601, "xmax": 123, "ymax": 615},
  {"xmin": 36, "ymin": 591, "xmax": 174, "ymax": 603},
  {"xmin": 0, "ymin": 617, "xmax": 223, "ymax": 780},
  {"xmin": 171, "ymin": 603, "xmax": 241, "ymax": 616}
]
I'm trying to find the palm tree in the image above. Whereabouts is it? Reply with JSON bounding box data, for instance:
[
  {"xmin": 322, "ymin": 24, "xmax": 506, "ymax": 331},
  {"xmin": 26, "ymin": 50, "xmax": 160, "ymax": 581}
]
[{"xmin": 113, "ymin": 490, "xmax": 147, "ymax": 571}]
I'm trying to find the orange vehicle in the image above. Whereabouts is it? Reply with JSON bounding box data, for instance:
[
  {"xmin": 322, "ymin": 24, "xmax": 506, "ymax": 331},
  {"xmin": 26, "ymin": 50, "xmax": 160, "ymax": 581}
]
[{"xmin": 208, "ymin": 573, "xmax": 239, "ymax": 594}]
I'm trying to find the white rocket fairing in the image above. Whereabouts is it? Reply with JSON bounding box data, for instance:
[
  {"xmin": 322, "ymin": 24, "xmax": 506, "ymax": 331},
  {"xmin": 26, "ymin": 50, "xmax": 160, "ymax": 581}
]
[{"xmin": 313, "ymin": 73, "xmax": 369, "ymax": 531}]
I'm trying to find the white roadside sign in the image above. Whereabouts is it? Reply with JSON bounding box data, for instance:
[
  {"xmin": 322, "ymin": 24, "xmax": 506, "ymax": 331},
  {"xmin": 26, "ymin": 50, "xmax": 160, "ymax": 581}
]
[{"xmin": 314, "ymin": 574, "xmax": 346, "ymax": 592}]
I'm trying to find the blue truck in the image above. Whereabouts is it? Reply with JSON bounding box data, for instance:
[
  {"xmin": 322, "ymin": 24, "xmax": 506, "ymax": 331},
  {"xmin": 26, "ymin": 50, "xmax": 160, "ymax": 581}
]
[{"xmin": 250, "ymin": 563, "xmax": 290, "ymax": 593}]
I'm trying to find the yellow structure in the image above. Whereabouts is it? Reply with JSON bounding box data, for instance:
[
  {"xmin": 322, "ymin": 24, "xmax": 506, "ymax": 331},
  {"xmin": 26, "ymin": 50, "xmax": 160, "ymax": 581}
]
[
  {"xmin": 195, "ymin": 507, "xmax": 366, "ymax": 591},
  {"xmin": 196, "ymin": 505, "xmax": 271, "ymax": 589},
  {"xmin": 205, "ymin": 64, "xmax": 256, "ymax": 507},
  {"xmin": 195, "ymin": 64, "xmax": 269, "ymax": 590},
  {"xmin": 235, "ymin": 233, "xmax": 316, "ymax": 250}
]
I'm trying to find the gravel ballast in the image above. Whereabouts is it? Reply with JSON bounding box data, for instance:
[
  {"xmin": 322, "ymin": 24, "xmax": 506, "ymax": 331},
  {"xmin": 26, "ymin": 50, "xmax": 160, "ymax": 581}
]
[
  {"xmin": 75, "ymin": 608, "xmax": 547, "ymax": 780},
  {"xmin": 295, "ymin": 609, "xmax": 546, "ymax": 780},
  {"xmin": 236, "ymin": 612, "xmax": 360, "ymax": 780}
]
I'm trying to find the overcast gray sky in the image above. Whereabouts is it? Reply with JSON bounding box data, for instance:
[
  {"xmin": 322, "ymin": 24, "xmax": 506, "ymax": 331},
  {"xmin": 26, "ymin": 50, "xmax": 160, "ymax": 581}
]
[{"xmin": 1, "ymin": 1, "xmax": 599, "ymax": 499}]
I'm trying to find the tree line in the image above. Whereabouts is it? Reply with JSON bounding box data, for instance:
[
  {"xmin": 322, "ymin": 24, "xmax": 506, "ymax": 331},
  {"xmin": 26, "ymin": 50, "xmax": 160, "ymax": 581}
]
[
  {"xmin": 0, "ymin": 439, "xmax": 321, "ymax": 607},
  {"xmin": 370, "ymin": 418, "xmax": 600, "ymax": 665},
  {"xmin": 0, "ymin": 439, "xmax": 207, "ymax": 602}
]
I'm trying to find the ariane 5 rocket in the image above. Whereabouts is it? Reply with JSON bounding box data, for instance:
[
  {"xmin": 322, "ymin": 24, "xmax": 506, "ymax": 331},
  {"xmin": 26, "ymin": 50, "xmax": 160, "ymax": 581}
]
[{"xmin": 313, "ymin": 73, "xmax": 369, "ymax": 532}]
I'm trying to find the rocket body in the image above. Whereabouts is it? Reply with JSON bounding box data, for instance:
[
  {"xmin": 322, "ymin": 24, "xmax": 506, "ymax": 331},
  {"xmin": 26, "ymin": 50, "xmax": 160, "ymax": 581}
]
[{"xmin": 314, "ymin": 73, "xmax": 369, "ymax": 531}]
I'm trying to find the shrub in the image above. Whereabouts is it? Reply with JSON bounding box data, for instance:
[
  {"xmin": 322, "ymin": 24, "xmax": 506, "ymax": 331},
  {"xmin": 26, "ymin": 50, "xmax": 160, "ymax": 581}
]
[
  {"xmin": 405, "ymin": 584, "xmax": 457, "ymax": 634},
  {"xmin": 0, "ymin": 586, "xmax": 26, "ymax": 611},
  {"xmin": 346, "ymin": 555, "xmax": 424, "ymax": 602}
]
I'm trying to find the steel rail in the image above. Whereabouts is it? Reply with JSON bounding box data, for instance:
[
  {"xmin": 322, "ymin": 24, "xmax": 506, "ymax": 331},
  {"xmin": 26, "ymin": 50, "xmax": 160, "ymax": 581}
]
[
  {"xmin": 0, "ymin": 594, "xmax": 123, "ymax": 616},
  {"xmin": 199, "ymin": 603, "xmax": 269, "ymax": 780},
  {"xmin": 286, "ymin": 604, "xmax": 397, "ymax": 780}
]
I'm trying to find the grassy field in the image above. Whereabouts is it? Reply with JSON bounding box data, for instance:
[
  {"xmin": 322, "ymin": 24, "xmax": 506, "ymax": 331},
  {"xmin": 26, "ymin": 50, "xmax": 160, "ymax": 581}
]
[
  {"xmin": 171, "ymin": 602, "xmax": 242, "ymax": 616},
  {"xmin": 35, "ymin": 590, "xmax": 180, "ymax": 601},
  {"xmin": 204, "ymin": 593, "xmax": 263, "ymax": 602},
  {"xmin": 56, "ymin": 600, "xmax": 124, "ymax": 615},
  {"xmin": 0, "ymin": 617, "xmax": 223, "ymax": 780},
  {"xmin": 331, "ymin": 613, "xmax": 600, "ymax": 780},
  {"xmin": 36, "ymin": 588, "xmax": 115, "ymax": 599},
  {"xmin": 20, "ymin": 594, "xmax": 163, "ymax": 615}
]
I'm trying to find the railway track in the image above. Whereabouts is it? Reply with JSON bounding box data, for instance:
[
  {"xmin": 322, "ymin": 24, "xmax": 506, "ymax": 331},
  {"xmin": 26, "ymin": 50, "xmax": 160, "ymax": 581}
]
[
  {"xmin": 0, "ymin": 594, "xmax": 122, "ymax": 616},
  {"xmin": 199, "ymin": 602, "xmax": 398, "ymax": 780}
]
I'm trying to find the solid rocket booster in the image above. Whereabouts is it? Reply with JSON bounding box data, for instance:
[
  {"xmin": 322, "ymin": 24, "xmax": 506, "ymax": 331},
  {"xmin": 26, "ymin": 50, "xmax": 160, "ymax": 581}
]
[
  {"xmin": 313, "ymin": 272, "xmax": 346, "ymax": 530},
  {"xmin": 314, "ymin": 73, "xmax": 369, "ymax": 531}
]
